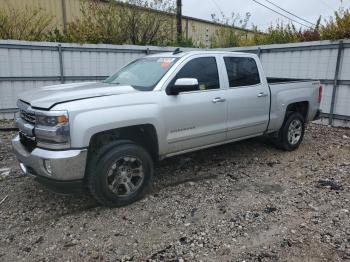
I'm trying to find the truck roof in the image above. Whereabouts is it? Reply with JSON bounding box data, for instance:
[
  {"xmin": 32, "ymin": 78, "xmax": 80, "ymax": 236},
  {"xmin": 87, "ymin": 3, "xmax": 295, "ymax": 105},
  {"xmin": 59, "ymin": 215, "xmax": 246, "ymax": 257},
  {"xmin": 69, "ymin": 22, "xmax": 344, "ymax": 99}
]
[{"xmin": 147, "ymin": 50, "xmax": 253, "ymax": 58}]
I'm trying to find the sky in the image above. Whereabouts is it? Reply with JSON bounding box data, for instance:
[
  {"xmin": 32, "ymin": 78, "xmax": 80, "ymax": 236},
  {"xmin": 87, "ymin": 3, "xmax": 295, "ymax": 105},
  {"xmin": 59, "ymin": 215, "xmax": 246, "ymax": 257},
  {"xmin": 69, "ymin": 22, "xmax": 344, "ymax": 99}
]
[{"xmin": 181, "ymin": 0, "xmax": 350, "ymax": 31}]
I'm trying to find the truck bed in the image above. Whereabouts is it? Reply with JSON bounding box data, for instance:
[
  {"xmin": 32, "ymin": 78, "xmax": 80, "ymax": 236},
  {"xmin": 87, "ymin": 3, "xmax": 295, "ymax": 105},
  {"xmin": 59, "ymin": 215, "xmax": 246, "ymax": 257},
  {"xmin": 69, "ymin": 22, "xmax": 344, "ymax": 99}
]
[{"xmin": 266, "ymin": 78, "xmax": 321, "ymax": 132}]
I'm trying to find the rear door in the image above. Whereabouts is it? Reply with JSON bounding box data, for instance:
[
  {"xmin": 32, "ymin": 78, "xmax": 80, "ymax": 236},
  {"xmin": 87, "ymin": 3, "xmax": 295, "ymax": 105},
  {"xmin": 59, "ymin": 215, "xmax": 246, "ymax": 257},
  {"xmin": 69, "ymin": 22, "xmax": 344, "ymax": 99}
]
[
  {"xmin": 222, "ymin": 55, "xmax": 270, "ymax": 139},
  {"xmin": 161, "ymin": 55, "xmax": 227, "ymax": 154}
]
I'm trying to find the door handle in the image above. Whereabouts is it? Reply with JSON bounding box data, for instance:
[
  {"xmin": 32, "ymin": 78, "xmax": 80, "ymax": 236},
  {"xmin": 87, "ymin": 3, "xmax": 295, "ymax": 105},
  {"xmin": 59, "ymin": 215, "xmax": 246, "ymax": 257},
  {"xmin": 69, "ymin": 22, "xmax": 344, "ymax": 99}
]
[
  {"xmin": 212, "ymin": 97, "xmax": 226, "ymax": 103},
  {"xmin": 257, "ymin": 92, "xmax": 268, "ymax": 98}
]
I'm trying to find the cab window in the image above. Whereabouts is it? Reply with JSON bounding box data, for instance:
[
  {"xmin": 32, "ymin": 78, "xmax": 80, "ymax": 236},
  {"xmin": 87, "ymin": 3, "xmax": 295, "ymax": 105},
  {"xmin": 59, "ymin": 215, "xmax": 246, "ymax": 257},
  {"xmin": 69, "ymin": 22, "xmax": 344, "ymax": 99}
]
[
  {"xmin": 174, "ymin": 57, "xmax": 220, "ymax": 91},
  {"xmin": 224, "ymin": 57, "xmax": 261, "ymax": 87}
]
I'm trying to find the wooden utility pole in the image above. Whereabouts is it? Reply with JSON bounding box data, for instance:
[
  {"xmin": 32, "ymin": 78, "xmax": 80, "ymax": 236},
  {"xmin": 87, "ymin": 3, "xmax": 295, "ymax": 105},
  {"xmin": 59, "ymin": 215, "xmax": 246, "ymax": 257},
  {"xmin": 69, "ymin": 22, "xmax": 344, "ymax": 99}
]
[
  {"xmin": 60, "ymin": 0, "xmax": 67, "ymax": 34},
  {"xmin": 176, "ymin": 0, "xmax": 182, "ymax": 43}
]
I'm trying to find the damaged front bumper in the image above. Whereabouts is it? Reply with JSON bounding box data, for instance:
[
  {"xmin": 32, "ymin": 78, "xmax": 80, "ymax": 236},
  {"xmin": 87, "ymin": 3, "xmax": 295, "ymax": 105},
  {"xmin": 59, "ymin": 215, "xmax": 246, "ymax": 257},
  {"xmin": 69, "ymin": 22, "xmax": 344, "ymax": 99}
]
[{"xmin": 12, "ymin": 135, "xmax": 87, "ymax": 194}]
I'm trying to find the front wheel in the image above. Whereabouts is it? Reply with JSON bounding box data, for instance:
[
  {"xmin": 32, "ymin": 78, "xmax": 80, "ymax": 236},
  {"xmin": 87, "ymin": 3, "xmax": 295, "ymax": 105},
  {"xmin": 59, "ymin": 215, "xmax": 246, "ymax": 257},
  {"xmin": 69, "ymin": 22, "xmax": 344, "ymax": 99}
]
[
  {"xmin": 87, "ymin": 141, "xmax": 154, "ymax": 207},
  {"xmin": 274, "ymin": 112, "xmax": 305, "ymax": 151}
]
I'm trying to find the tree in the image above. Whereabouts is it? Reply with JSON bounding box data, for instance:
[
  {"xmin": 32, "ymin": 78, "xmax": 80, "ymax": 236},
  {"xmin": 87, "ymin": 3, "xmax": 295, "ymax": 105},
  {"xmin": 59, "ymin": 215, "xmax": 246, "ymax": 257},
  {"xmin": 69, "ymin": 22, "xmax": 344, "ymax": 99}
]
[
  {"xmin": 0, "ymin": 4, "xmax": 53, "ymax": 41},
  {"xmin": 321, "ymin": 8, "xmax": 350, "ymax": 40},
  {"xmin": 64, "ymin": 0, "xmax": 177, "ymax": 45},
  {"xmin": 210, "ymin": 12, "xmax": 251, "ymax": 47},
  {"xmin": 65, "ymin": 0, "xmax": 127, "ymax": 44},
  {"xmin": 120, "ymin": 0, "xmax": 176, "ymax": 45}
]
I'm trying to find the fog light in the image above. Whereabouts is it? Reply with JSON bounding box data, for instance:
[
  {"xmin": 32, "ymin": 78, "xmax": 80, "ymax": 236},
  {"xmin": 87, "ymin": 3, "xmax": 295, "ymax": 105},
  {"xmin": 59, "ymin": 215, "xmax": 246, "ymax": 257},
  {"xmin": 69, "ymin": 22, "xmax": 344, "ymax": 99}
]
[{"xmin": 44, "ymin": 160, "xmax": 52, "ymax": 175}]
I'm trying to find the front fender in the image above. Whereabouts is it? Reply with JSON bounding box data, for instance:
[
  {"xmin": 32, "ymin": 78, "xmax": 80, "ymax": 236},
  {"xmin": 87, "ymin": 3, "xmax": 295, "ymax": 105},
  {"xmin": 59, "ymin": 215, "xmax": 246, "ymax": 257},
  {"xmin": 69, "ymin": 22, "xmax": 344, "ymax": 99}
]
[{"xmin": 69, "ymin": 104, "xmax": 162, "ymax": 148}]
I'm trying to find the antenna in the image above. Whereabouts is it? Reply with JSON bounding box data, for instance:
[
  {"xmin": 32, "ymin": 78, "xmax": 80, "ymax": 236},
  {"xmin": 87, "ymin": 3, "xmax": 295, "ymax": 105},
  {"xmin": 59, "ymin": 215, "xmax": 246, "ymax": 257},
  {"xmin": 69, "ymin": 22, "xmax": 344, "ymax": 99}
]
[{"xmin": 173, "ymin": 48, "xmax": 182, "ymax": 55}]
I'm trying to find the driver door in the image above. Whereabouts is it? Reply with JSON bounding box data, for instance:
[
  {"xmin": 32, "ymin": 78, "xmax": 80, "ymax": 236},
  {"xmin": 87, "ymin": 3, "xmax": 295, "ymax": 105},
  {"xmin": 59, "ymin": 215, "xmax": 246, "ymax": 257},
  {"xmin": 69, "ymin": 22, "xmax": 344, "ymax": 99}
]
[{"xmin": 161, "ymin": 56, "xmax": 227, "ymax": 155}]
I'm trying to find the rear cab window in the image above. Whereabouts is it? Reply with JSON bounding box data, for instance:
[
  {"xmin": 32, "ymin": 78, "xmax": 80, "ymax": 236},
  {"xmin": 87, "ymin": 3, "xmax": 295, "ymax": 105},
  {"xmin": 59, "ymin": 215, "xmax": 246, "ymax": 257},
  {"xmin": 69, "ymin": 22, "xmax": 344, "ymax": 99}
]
[{"xmin": 224, "ymin": 57, "xmax": 261, "ymax": 88}]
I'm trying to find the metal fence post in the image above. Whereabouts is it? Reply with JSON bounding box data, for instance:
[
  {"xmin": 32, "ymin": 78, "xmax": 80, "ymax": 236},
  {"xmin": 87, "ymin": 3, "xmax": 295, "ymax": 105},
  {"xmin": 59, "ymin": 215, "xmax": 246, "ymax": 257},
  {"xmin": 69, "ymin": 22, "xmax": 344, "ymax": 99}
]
[
  {"xmin": 329, "ymin": 40, "xmax": 344, "ymax": 126},
  {"xmin": 58, "ymin": 44, "xmax": 65, "ymax": 84}
]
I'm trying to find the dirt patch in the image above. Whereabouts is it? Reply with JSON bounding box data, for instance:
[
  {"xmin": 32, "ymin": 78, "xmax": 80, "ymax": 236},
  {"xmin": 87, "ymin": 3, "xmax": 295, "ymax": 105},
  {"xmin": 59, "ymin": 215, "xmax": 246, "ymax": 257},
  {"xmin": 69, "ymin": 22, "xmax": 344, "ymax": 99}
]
[{"xmin": 0, "ymin": 123, "xmax": 349, "ymax": 261}]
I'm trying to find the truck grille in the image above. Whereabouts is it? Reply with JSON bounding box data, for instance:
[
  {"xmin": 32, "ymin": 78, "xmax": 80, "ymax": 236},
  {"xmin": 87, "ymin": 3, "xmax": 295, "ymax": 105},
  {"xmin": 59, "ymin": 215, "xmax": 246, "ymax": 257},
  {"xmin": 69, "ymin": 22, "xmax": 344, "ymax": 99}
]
[
  {"xmin": 17, "ymin": 100, "xmax": 36, "ymax": 124},
  {"xmin": 20, "ymin": 110, "xmax": 36, "ymax": 124},
  {"xmin": 16, "ymin": 100, "xmax": 37, "ymax": 152}
]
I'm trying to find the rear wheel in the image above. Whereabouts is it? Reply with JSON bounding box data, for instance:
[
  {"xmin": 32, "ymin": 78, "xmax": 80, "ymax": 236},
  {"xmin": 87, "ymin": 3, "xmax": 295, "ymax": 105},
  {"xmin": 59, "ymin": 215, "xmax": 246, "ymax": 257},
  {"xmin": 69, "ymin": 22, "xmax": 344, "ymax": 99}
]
[
  {"xmin": 274, "ymin": 112, "xmax": 305, "ymax": 151},
  {"xmin": 87, "ymin": 141, "xmax": 153, "ymax": 207}
]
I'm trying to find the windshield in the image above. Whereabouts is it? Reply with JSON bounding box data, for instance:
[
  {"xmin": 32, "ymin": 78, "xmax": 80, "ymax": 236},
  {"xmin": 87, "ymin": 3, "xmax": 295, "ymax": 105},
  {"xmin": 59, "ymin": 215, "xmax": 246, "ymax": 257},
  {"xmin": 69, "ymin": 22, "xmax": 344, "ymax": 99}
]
[{"xmin": 103, "ymin": 57, "xmax": 178, "ymax": 91}]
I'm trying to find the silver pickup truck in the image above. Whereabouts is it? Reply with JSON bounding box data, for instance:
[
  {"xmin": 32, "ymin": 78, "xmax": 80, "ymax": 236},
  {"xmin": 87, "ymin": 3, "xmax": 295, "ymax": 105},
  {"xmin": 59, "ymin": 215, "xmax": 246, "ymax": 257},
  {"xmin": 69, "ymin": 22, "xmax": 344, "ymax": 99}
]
[{"xmin": 12, "ymin": 50, "xmax": 321, "ymax": 206}]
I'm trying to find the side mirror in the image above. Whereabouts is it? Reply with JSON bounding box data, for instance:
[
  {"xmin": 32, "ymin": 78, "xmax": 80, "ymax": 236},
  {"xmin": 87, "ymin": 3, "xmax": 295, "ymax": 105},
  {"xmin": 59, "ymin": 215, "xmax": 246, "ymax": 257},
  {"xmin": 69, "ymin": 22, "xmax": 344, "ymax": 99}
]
[{"xmin": 169, "ymin": 78, "xmax": 199, "ymax": 95}]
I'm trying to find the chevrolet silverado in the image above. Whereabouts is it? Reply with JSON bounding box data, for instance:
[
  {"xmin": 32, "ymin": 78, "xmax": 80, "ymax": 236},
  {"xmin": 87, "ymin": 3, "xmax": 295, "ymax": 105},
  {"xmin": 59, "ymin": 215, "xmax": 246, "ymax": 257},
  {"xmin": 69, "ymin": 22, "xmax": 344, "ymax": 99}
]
[{"xmin": 12, "ymin": 50, "xmax": 322, "ymax": 206}]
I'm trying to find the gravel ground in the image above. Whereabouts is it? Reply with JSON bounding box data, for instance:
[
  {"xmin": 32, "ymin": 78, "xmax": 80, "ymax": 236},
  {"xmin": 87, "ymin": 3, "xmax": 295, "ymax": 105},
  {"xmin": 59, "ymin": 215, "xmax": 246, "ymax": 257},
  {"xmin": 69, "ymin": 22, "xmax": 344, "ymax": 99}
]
[{"xmin": 0, "ymin": 122, "xmax": 349, "ymax": 262}]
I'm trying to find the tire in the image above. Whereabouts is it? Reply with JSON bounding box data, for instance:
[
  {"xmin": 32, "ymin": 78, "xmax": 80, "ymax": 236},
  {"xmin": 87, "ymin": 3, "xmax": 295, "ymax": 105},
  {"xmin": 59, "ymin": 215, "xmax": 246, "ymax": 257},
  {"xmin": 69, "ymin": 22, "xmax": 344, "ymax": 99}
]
[
  {"xmin": 274, "ymin": 112, "xmax": 305, "ymax": 151},
  {"xmin": 87, "ymin": 140, "xmax": 154, "ymax": 207}
]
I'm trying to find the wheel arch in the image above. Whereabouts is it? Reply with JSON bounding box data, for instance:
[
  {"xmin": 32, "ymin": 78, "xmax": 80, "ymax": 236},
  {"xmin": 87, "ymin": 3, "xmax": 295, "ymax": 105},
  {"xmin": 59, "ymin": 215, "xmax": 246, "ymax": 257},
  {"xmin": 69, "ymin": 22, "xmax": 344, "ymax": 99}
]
[
  {"xmin": 88, "ymin": 124, "xmax": 159, "ymax": 162},
  {"xmin": 285, "ymin": 101, "xmax": 309, "ymax": 120}
]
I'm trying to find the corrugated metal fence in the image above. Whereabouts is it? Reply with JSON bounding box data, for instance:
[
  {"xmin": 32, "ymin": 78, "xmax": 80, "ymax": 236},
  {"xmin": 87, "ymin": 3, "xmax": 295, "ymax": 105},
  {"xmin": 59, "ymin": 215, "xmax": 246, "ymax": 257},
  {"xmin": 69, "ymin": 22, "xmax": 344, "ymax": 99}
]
[
  {"xmin": 0, "ymin": 39, "xmax": 349, "ymax": 127},
  {"xmin": 0, "ymin": 40, "xmax": 193, "ymax": 118},
  {"xmin": 224, "ymin": 40, "xmax": 350, "ymax": 127}
]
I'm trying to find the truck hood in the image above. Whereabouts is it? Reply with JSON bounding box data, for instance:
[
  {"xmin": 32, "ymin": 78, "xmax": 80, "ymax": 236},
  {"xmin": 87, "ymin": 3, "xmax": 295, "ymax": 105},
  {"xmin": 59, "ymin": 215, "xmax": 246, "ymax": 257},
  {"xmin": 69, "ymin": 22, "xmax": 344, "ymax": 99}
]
[{"xmin": 19, "ymin": 82, "xmax": 139, "ymax": 109}]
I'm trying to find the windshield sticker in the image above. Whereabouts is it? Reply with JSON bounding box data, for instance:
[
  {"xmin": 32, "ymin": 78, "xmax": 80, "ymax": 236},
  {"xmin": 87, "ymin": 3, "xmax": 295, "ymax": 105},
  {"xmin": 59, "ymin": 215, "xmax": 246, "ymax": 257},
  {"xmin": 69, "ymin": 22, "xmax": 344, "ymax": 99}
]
[
  {"xmin": 157, "ymin": 58, "xmax": 175, "ymax": 63},
  {"xmin": 158, "ymin": 58, "xmax": 175, "ymax": 68},
  {"xmin": 161, "ymin": 62, "xmax": 170, "ymax": 68}
]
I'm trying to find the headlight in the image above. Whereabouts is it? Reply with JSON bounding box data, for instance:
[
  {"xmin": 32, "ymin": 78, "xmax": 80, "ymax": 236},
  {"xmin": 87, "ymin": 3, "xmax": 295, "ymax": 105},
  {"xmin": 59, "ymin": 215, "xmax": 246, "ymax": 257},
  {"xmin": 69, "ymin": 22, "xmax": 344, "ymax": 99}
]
[
  {"xmin": 34, "ymin": 111, "xmax": 70, "ymax": 149},
  {"xmin": 36, "ymin": 114, "xmax": 68, "ymax": 127}
]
